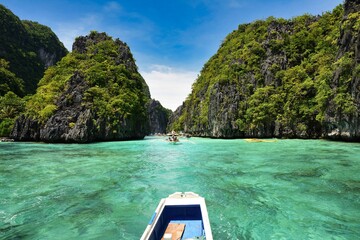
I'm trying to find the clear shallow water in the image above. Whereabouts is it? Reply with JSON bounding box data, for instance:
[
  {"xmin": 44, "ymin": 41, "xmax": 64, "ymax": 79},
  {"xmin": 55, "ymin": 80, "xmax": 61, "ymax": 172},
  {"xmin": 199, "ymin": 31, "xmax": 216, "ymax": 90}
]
[{"xmin": 0, "ymin": 137, "xmax": 360, "ymax": 240}]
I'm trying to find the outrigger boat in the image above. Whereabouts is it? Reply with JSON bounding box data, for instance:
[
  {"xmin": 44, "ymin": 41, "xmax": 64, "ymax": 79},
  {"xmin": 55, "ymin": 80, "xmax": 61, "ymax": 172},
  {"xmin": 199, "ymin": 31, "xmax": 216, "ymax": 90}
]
[
  {"xmin": 166, "ymin": 130, "xmax": 180, "ymax": 144},
  {"xmin": 141, "ymin": 192, "xmax": 213, "ymax": 240}
]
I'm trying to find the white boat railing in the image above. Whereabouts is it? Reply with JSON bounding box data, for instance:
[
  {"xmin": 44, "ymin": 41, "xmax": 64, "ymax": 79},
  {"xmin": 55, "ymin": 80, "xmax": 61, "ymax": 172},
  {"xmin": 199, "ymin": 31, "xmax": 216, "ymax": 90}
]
[{"xmin": 140, "ymin": 192, "xmax": 213, "ymax": 240}]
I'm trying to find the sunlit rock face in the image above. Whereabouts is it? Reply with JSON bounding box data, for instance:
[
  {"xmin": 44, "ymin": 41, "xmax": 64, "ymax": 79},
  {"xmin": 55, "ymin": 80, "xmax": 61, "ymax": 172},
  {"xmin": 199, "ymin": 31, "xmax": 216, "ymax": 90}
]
[
  {"xmin": 325, "ymin": 0, "xmax": 360, "ymax": 141},
  {"xmin": 169, "ymin": 1, "xmax": 360, "ymax": 141},
  {"xmin": 11, "ymin": 32, "xmax": 151, "ymax": 143}
]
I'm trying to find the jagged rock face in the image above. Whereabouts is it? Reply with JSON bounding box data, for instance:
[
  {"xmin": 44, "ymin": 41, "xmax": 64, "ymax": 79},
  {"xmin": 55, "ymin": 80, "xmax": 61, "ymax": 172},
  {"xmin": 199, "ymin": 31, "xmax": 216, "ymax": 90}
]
[
  {"xmin": 147, "ymin": 99, "xmax": 170, "ymax": 134},
  {"xmin": 38, "ymin": 72, "xmax": 92, "ymax": 142},
  {"xmin": 170, "ymin": 18, "xmax": 314, "ymax": 138},
  {"xmin": 194, "ymin": 82, "xmax": 243, "ymax": 138},
  {"xmin": 38, "ymin": 48, "xmax": 57, "ymax": 68},
  {"xmin": 72, "ymin": 32, "xmax": 150, "ymax": 98},
  {"xmin": 169, "ymin": 5, "xmax": 356, "ymax": 140},
  {"xmin": 325, "ymin": 0, "xmax": 360, "ymax": 141},
  {"xmin": 11, "ymin": 115, "xmax": 41, "ymax": 141},
  {"xmin": 72, "ymin": 32, "xmax": 112, "ymax": 54},
  {"xmin": 12, "ymin": 72, "xmax": 148, "ymax": 142},
  {"xmin": 11, "ymin": 32, "xmax": 150, "ymax": 143},
  {"xmin": 11, "ymin": 73, "xmax": 89, "ymax": 142},
  {"xmin": 344, "ymin": 0, "xmax": 360, "ymax": 15},
  {"xmin": 72, "ymin": 33, "xmax": 138, "ymax": 73}
]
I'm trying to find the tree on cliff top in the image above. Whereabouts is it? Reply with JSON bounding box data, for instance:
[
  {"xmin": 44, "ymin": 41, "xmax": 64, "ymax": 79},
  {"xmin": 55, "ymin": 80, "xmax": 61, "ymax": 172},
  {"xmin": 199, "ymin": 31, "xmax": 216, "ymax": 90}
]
[
  {"xmin": 12, "ymin": 31, "xmax": 151, "ymax": 142},
  {"xmin": 169, "ymin": 5, "xmax": 345, "ymax": 139}
]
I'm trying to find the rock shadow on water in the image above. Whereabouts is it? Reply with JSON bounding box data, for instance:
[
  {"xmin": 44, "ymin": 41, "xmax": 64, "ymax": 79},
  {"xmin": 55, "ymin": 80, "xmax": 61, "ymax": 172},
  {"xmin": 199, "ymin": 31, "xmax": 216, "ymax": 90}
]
[
  {"xmin": 210, "ymin": 183, "xmax": 280, "ymax": 239},
  {"xmin": 0, "ymin": 223, "xmax": 34, "ymax": 240},
  {"xmin": 337, "ymin": 160, "xmax": 353, "ymax": 167},
  {"xmin": 61, "ymin": 198, "xmax": 113, "ymax": 236},
  {"xmin": 320, "ymin": 178, "xmax": 360, "ymax": 195},
  {"xmin": 342, "ymin": 180, "xmax": 360, "ymax": 194},
  {"xmin": 318, "ymin": 213, "xmax": 360, "ymax": 238},
  {"xmin": 211, "ymin": 181, "xmax": 280, "ymax": 217},
  {"xmin": 274, "ymin": 167, "xmax": 329, "ymax": 181}
]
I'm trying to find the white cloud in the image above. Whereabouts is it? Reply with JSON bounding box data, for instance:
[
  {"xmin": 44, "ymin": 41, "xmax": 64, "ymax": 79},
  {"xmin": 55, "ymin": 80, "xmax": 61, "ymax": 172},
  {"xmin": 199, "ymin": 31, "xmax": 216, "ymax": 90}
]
[
  {"xmin": 140, "ymin": 65, "xmax": 198, "ymax": 111},
  {"xmin": 104, "ymin": 1, "xmax": 122, "ymax": 12}
]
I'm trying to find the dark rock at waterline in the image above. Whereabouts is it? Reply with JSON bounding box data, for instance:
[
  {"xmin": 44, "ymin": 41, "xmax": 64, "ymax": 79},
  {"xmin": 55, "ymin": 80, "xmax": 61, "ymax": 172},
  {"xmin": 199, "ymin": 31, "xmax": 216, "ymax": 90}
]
[
  {"xmin": 38, "ymin": 72, "xmax": 93, "ymax": 143},
  {"xmin": 11, "ymin": 115, "xmax": 41, "ymax": 141},
  {"xmin": 12, "ymin": 72, "xmax": 148, "ymax": 143}
]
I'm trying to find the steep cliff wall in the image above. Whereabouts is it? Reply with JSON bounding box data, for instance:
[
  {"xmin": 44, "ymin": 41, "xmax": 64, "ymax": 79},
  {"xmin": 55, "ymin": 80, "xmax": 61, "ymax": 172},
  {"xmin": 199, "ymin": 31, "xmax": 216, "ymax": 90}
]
[
  {"xmin": 169, "ymin": 4, "xmax": 360, "ymax": 140},
  {"xmin": 325, "ymin": 0, "xmax": 360, "ymax": 141},
  {"xmin": 147, "ymin": 99, "xmax": 171, "ymax": 134},
  {"xmin": 11, "ymin": 32, "xmax": 150, "ymax": 143}
]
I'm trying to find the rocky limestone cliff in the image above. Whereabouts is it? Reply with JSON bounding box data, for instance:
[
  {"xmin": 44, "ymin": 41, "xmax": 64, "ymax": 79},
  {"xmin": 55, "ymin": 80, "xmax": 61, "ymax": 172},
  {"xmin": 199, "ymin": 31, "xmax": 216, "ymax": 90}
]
[
  {"xmin": 11, "ymin": 32, "xmax": 150, "ymax": 143},
  {"xmin": 38, "ymin": 48, "xmax": 57, "ymax": 68},
  {"xmin": 325, "ymin": 0, "xmax": 360, "ymax": 141},
  {"xmin": 170, "ymin": 18, "xmax": 311, "ymax": 138},
  {"xmin": 169, "ymin": 4, "xmax": 351, "ymax": 139},
  {"xmin": 147, "ymin": 99, "xmax": 171, "ymax": 134}
]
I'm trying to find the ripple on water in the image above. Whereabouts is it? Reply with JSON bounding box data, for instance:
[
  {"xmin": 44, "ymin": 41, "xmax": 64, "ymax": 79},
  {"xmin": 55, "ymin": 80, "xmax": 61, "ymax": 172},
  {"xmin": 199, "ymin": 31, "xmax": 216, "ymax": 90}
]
[{"xmin": 273, "ymin": 167, "xmax": 329, "ymax": 181}]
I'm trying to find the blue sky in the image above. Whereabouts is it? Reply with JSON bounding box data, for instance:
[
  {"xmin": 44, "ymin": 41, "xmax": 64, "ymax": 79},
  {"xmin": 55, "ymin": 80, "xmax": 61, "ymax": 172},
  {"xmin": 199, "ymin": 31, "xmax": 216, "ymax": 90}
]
[{"xmin": 2, "ymin": 0, "xmax": 343, "ymax": 110}]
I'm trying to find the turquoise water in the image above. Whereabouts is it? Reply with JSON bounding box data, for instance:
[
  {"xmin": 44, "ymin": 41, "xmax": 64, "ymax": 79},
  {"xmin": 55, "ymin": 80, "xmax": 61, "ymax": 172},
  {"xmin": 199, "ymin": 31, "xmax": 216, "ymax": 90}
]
[{"xmin": 0, "ymin": 137, "xmax": 360, "ymax": 239}]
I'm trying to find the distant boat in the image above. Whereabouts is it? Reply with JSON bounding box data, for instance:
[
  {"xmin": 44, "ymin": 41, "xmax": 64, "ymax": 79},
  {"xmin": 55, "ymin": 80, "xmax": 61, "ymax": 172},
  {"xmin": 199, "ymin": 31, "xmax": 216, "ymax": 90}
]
[
  {"xmin": 166, "ymin": 136, "xmax": 180, "ymax": 144},
  {"xmin": 166, "ymin": 130, "xmax": 180, "ymax": 143},
  {"xmin": 141, "ymin": 192, "xmax": 213, "ymax": 240}
]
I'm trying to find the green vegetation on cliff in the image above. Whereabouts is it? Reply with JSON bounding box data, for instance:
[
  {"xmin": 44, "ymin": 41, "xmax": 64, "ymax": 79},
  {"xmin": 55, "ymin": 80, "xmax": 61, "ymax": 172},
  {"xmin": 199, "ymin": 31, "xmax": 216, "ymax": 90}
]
[
  {"xmin": 0, "ymin": 92, "xmax": 25, "ymax": 136},
  {"xmin": 0, "ymin": 59, "xmax": 24, "ymax": 97},
  {"xmin": 170, "ymin": 5, "xmax": 353, "ymax": 138},
  {"xmin": 0, "ymin": 4, "xmax": 67, "ymax": 136},
  {"xmin": 11, "ymin": 31, "xmax": 150, "ymax": 142},
  {"xmin": 26, "ymin": 32, "xmax": 149, "ymax": 124},
  {"xmin": 0, "ymin": 4, "xmax": 68, "ymax": 95}
]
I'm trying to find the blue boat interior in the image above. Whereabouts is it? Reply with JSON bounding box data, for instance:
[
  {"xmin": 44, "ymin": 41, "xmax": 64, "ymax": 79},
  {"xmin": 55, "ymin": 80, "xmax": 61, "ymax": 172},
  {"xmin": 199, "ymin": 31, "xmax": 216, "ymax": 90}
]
[
  {"xmin": 148, "ymin": 204, "xmax": 205, "ymax": 240},
  {"xmin": 170, "ymin": 220, "xmax": 203, "ymax": 239}
]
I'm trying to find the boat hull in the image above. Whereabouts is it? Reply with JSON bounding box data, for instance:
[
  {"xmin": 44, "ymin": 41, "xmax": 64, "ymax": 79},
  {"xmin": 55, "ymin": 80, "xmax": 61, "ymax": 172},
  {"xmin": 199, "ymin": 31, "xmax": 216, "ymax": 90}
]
[{"xmin": 141, "ymin": 192, "xmax": 213, "ymax": 240}]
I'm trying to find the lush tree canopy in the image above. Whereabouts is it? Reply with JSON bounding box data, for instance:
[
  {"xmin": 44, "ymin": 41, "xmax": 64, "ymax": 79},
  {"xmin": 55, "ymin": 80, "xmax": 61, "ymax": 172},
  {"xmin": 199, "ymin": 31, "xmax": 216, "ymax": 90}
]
[
  {"xmin": 24, "ymin": 31, "xmax": 150, "ymax": 134},
  {"xmin": 0, "ymin": 4, "xmax": 67, "ymax": 95},
  {"xmin": 170, "ymin": 5, "xmax": 349, "ymax": 138}
]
